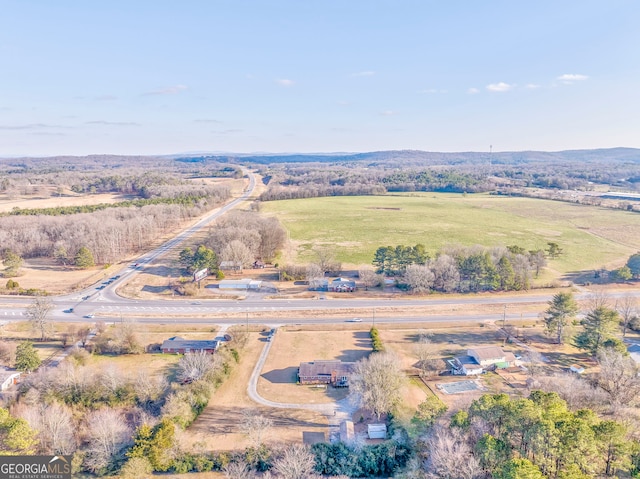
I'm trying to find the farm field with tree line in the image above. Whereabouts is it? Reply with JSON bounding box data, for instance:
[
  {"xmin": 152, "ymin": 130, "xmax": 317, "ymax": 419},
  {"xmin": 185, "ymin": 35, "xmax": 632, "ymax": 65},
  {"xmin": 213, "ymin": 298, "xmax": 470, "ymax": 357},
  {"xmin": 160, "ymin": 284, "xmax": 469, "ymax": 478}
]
[{"xmin": 261, "ymin": 193, "xmax": 639, "ymax": 276}]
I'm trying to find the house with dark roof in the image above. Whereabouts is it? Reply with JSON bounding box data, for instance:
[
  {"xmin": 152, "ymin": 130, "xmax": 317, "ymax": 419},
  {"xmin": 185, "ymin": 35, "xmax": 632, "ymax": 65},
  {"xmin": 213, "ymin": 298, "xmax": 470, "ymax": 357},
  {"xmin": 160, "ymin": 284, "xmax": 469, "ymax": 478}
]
[
  {"xmin": 161, "ymin": 336, "xmax": 219, "ymax": 354},
  {"xmin": 298, "ymin": 360, "xmax": 356, "ymax": 387}
]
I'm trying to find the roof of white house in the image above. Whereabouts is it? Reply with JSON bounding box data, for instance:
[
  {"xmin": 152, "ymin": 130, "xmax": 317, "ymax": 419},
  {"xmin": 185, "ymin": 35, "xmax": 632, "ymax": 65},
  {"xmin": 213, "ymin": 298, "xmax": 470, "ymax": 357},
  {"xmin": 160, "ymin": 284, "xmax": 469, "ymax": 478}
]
[{"xmin": 469, "ymin": 346, "xmax": 506, "ymax": 361}]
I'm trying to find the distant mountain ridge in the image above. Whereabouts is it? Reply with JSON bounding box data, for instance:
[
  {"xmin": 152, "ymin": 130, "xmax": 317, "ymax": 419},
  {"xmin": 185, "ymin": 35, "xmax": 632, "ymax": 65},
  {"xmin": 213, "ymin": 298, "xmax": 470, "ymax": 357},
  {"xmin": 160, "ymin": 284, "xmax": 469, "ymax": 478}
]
[
  {"xmin": 3, "ymin": 147, "xmax": 639, "ymax": 165},
  {"xmin": 175, "ymin": 147, "xmax": 640, "ymax": 165}
]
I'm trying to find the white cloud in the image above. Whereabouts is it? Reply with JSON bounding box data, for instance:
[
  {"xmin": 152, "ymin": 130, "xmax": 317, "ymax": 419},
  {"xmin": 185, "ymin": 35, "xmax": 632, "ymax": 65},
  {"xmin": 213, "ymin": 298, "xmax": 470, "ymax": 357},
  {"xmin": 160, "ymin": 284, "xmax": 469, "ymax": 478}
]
[
  {"xmin": 85, "ymin": 120, "xmax": 140, "ymax": 126},
  {"xmin": 486, "ymin": 82, "xmax": 514, "ymax": 92},
  {"xmin": 351, "ymin": 71, "xmax": 375, "ymax": 77},
  {"xmin": 0, "ymin": 123, "xmax": 66, "ymax": 130},
  {"xmin": 380, "ymin": 110, "xmax": 396, "ymax": 116},
  {"xmin": 525, "ymin": 83, "xmax": 541, "ymax": 89},
  {"xmin": 276, "ymin": 79, "xmax": 295, "ymax": 87},
  {"xmin": 557, "ymin": 73, "xmax": 588, "ymax": 83},
  {"xmin": 467, "ymin": 87, "xmax": 479, "ymax": 94},
  {"xmin": 143, "ymin": 85, "xmax": 188, "ymax": 95}
]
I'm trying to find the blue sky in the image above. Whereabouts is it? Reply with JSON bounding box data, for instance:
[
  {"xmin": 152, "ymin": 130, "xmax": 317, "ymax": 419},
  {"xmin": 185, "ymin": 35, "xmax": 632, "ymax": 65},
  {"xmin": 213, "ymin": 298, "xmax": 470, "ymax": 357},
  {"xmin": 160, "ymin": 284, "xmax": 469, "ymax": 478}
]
[{"xmin": 1, "ymin": 1, "xmax": 638, "ymax": 156}]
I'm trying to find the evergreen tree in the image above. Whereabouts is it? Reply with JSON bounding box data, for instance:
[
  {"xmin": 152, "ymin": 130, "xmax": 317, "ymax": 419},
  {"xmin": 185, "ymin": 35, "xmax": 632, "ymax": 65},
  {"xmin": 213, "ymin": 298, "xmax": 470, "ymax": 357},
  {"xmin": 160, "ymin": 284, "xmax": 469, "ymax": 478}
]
[
  {"xmin": 2, "ymin": 250, "xmax": 23, "ymax": 277},
  {"xmin": 544, "ymin": 292, "xmax": 578, "ymax": 344},
  {"xmin": 74, "ymin": 246, "xmax": 95, "ymax": 268},
  {"xmin": 625, "ymin": 253, "xmax": 640, "ymax": 278},
  {"xmin": 15, "ymin": 341, "xmax": 41, "ymax": 372},
  {"xmin": 575, "ymin": 306, "xmax": 620, "ymax": 356},
  {"xmin": 0, "ymin": 407, "xmax": 39, "ymax": 454},
  {"xmin": 497, "ymin": 255, "xmax": 515, "ymax": 290}
]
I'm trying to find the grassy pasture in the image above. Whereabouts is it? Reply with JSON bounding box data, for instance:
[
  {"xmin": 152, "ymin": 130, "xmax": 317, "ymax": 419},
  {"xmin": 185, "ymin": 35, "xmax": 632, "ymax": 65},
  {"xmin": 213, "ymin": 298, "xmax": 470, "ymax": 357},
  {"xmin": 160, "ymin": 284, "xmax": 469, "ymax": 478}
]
[{"xmin": 261, "ymin": 193, "xmax": 640, "ymax": 274}]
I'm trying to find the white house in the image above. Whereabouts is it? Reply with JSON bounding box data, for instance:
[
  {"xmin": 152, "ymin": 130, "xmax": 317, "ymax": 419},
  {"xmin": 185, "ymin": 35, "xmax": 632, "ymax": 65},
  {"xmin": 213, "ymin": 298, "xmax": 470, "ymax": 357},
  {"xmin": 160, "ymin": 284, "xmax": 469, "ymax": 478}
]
[
  {"xmin": 450, "ymin": 346, "xmax": 516, "ymax": 375},
  {"xmin": 0, "ymin": 369, "xmax": 21, "ymax": 391}
]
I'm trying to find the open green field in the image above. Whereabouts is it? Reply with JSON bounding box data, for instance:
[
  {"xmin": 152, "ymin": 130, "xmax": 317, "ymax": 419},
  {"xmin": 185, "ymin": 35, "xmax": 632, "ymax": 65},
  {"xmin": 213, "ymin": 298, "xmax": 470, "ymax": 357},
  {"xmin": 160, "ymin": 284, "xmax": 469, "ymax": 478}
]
[{"xmin": 261, "ymin": 193, "xmax": 640, "ymax": 274}]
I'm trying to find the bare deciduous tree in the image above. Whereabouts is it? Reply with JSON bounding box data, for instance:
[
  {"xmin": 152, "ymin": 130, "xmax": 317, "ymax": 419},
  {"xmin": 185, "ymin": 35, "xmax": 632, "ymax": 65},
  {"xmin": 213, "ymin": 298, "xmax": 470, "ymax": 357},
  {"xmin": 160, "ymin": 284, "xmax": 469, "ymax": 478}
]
[
  {"xmin": 109, "ymin": 318, "xmax": 142, "ymax": 354},
  {"xmin": 177, "ymin": 351, "xmax": 217, "ymax": 384},
  {"xmin": 430, "ymin": 254, "xmax": 460, "ymax": 293},
  {"xmin": 596, "ymin": 348, "xmax": 640, "ymax": 407},
  {"xmin": 257, "ymin": 217, "xmax": 286, "ymax": 262},
  {"xmin": 413, "ymin": 330, "xmax": 441, "ymax": 377},
  {"xmin": 313, "ymin": 246, "xmax": 341, "ymax": 276},
  {"xmin": 586, "ymin": 290, "xmax": 611, "ymax": 311},
  {"xmin": 220, "ymin": 240, "xmax": 254, "ymax": 272},
  {"xmin": 352, "ymin": 352, "xmax": 406, "ymax": 420},
  {"xmin": 83, "ymin": 408, "xmax": 132, "ymax": 473},
  {"xmin": 134, "ymin": 371, "xmax": 168, "ymax": 407},
  {"xmin": 616, "ymin": 294, "xmax": 637, "ymax": 338},
  {"xmin": 358, "ymin": 268, "xmax": 381, "ymax": 290},
  {"xmin": 0, "ymin": 340, "xmax": 17, "ymax": 366},
  {"xmin": 424, "ymin": 425, "xmax": 482, "ymax": 479},
  {"xmin": 403, "ymin": 264, "xmax": 435, "ymax": 294},
  {"xmin": 97, "ymin": 364, "xmax": 126, "ymax": 397},
  {"xmin": 306, "ymin": 263, "xmax": 324, "ymax": 286},
  {"xmin": 224, "ymin": 461, "xmax": 256, "ymax": 479},
  {"xmin": 26, "ymin": 295, "xmax": 54, "ymax": 341},
  {"xmin": 21, "ymin": 402, "xmax": 76, "ymax": 455},
  {"xmin": 271, "ymin": 444, "xmax": 317, "ymax": 479},
  {"xmin": 239, "ymin": 409, "xmax": 273, "ymax": 447}
]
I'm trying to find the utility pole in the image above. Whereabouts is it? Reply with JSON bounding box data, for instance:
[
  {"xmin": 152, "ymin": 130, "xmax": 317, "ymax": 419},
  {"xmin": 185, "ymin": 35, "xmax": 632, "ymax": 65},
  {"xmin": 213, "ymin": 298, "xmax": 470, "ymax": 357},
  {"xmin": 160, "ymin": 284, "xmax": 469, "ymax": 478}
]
[
  {"xmin": 502, "ymin": 304, "xmax": 507, "ymax": 329},
  {"xmin": 372, "ymin": 307, "xmax": 376, "ymax": 328},
  {"xmin": 246, "ymin": 311, "xmax": 249, "ymax": 334}
]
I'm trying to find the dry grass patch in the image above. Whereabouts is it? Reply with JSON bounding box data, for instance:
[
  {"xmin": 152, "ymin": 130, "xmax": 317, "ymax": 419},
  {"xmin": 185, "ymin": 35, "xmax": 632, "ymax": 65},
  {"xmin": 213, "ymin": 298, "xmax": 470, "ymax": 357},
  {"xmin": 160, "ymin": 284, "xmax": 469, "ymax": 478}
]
[{"xmin": 86, "ymin": 353, "xmax": 180, "ymax": 379}]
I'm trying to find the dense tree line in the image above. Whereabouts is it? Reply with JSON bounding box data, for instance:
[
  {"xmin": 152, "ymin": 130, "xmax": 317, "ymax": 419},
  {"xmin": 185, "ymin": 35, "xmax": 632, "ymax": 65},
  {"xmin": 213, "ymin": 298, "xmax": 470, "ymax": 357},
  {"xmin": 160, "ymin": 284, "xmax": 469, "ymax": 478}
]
[
  {"xmin": 206, "ymin": 210, "xmax": 287, "ymax": 264},
  {"xmin": 372, "ymin": 243, "xmax": 547, "ymax": 293},
  {"xmin": 428, "ymin": 391, "xmax": 637, "ymax": 479},
  {"xmin": 257, "ymin": 165, "xmax": 494, "ymax": 202},
  {"xmin": 240, "ymin": 149, "xmax": 640, "ymax": 204},
  {"xmin": 0, "ymin": 186, "xmax": 230, "ymax": 264},
  {"xmin": 0, "ymin": 155, "xmax": 241, "ymax": 197}
]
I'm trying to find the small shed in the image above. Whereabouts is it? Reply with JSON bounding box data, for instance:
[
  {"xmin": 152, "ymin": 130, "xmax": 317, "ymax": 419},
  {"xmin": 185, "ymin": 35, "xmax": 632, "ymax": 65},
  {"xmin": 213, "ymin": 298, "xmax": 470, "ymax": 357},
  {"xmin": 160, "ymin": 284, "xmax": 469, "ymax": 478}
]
[
  {"xmin": 570, "ymin": 364, "xmax": 585, "ymax": 374},
  {"xmin": 367, "ymin": 423, "xmax": 387, "ymax": 440}
]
